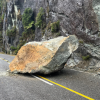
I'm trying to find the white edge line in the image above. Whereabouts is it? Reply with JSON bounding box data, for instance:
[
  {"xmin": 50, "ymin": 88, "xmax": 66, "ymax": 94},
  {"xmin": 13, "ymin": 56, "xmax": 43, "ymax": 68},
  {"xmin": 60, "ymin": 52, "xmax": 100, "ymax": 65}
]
[
  {"xmin": 32, "ymin": 75, "xmax": 53, "ymax": 86},
  {"xmin": 70, "ymin": 69, "xmax": 97, "ymax": 76}
]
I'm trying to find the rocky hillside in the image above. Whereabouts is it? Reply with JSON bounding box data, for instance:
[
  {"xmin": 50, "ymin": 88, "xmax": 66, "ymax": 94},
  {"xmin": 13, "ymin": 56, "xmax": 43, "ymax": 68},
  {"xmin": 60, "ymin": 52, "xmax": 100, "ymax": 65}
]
[{"xmin": 1, "ymin": 0, "xmax": 100, "ymax": 73}]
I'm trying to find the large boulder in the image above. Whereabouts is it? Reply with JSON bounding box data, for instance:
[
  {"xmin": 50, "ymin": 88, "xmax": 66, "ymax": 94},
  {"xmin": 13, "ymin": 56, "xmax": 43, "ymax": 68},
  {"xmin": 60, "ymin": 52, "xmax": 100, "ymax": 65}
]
[{"xmin": 9, "ymin": 35, "xmax": 79, "ymax": 74}]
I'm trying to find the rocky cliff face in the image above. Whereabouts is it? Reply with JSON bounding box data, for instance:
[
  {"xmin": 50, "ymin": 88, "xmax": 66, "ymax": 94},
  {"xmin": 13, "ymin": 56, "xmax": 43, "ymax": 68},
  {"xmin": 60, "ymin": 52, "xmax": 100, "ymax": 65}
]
[
  {"xmin": 2, "ymin": 0, "xmax": 100, "ymax": 53},
  {"xmin": 1, "ymin": 0, "xmax": 100, "ymax": 73},
  {"xmin": 93, "ymin": 0, "xmax": 100, "ymax": 30}
]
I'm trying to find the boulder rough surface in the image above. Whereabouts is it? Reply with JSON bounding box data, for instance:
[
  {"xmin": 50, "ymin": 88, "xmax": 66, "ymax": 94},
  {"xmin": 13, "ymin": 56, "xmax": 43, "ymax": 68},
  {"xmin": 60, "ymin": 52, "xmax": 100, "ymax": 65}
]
[{"xmin": 9, "ymin": 35, "xmax": 79, "ymax": 74}]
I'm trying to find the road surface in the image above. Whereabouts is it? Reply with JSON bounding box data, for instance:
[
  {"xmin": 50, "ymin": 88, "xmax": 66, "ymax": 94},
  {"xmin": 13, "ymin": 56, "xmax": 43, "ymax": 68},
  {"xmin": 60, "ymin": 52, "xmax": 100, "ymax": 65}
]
[{"xmin": 0, "ymin": 54, "xmax": 100, "ymax": 100}]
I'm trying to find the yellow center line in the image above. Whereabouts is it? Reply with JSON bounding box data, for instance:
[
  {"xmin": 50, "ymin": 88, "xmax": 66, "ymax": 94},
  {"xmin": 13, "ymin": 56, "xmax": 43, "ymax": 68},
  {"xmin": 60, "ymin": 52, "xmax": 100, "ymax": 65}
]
[
  {"xmin": 0, "ymin": 58, "xmax": 10, "ymax": 63},
  {"xmin": 38, "ymin": 75, "xmax": 95, "ymax": 100}
]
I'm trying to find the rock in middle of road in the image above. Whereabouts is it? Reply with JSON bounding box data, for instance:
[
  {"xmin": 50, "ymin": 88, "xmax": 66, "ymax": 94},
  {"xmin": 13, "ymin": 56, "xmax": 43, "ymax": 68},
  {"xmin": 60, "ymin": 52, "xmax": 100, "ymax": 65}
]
[{"xmin": 9, "ymin": 35, "xmax": 79, "ymax": 74}]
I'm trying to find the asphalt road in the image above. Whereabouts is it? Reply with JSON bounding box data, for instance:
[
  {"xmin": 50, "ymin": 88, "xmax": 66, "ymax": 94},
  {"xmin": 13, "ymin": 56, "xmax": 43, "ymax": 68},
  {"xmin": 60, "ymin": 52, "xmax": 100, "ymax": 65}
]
[{"xmin": 0, "ymin": 54, "xmax": 100, "ymax": 100}]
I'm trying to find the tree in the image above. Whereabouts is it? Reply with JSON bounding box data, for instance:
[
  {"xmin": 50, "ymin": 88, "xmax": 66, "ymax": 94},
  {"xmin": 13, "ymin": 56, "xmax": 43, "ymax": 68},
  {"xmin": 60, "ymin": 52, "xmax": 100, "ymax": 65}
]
[
  {"xmin": 22, "ymin": 8, "xmax": 34, "ymax": 29},
  {"xmin": 35, "ymin": 7, "xmax": 44, "ymax": 28}
]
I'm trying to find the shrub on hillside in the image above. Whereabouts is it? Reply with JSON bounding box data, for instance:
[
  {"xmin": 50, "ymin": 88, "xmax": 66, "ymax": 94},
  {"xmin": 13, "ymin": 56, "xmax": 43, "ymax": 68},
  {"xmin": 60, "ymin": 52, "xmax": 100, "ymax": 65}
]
[
  {"xmin": 7, "ymin": 26, "xmax": 16, "ymax": 37},
  {"xmin": 10, "ymin": 46, "xmax": 17, "ymax": 51},
  {"xmin": 51, "ymin": 21, "xmax": 60, "ymax": 33},
  {"xmin": 82, "ymin": 55, "xmax": 90, "ymax": 60}
]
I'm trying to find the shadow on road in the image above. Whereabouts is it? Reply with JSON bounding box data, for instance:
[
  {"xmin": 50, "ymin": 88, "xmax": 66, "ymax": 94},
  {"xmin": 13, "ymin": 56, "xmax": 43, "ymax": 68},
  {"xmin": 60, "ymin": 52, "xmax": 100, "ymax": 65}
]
[
  {"xmin": 11, "ymin": 69, "xmax": 77, "ymax": 78},
  {"xmin": 14, "ymin": 68, "xmax": 77, "ymax": 79},
  {"xmin": 37, "ymin": 69, "xmax": 77, "ymax": 78}
]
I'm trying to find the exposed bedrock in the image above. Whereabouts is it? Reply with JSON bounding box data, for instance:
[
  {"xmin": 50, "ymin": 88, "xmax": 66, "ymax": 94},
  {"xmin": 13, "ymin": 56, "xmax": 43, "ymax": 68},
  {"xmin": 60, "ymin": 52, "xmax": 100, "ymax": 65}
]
[{"xmin": 3, "ymin": 0, "xmax": 100, "ymax": 52}]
